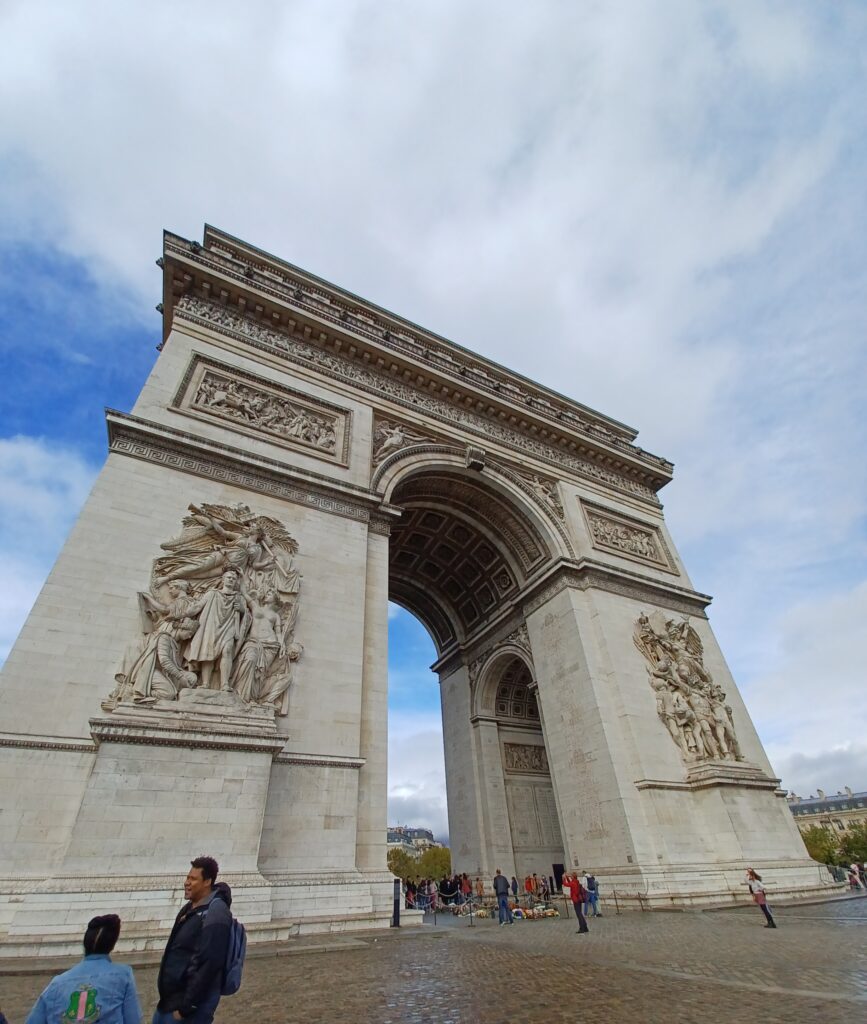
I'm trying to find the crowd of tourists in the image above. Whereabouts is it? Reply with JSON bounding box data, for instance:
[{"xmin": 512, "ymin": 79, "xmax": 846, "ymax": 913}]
[
  {"xmin": 404, "ymin": 868, "xmax": 603, "ymax": 920},
  {"xmin": 9, "ymin": 855, "xmax": 242, "ymax": 1024}
]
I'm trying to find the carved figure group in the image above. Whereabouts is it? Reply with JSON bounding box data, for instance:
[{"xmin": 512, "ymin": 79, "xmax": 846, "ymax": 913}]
[
  {"xmin": 505, "ymin": 743, "xmax": 549, "ymax": 773},
  {"xmin": 590, "ymin": 514, "xmax": 659, "ymax": 561},
  {"xmin": 634, "ymin": 611, "xmax": 743, "ymax": 763},
  {"xmin": 106, "ymin": 503, "xmax": 303, "ymax": 715},
  {"xmin": 194, "ymin": 372, "xmax": 337, "ymax": 451}
]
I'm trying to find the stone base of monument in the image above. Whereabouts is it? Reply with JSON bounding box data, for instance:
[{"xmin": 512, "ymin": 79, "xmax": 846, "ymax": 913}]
[
  {"xmin": 594, "ymin": 860, "xmax": 840, "ymax": 911},
  {"xmin": 0, "ymin": 701, "xmax": 396, "ymax": 958},
  {"xmin": 0, "ymin": 872, "xmax": 398, "ymax": 958}
]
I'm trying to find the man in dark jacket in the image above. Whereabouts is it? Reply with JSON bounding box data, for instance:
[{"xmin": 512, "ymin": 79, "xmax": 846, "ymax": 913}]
[
  {"xmin": 153, "ymin": 856, "xmax": 232, "ymax": 1024},
  {"xmin": 492, "ymin": 869, "xmax": 513, "ymax": 926}
]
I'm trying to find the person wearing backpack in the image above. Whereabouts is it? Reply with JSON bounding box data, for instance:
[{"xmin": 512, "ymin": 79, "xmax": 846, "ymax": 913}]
[
  {"xmin": 585, "ymin": 873, "xmax": 601, "ymax": 917},
  {"xmin": 153, "ymin": 856, "xmax": 236, "ymax": 1024}
]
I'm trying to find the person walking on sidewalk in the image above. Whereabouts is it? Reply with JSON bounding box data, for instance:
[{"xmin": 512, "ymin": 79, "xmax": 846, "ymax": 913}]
[
  {"xmin": 746, "ymin": 868, "xmax": 776, "ymax": 928},
  {"xmin": 493, "ymin": 869, "xmax": 514, "ymax": 925}
]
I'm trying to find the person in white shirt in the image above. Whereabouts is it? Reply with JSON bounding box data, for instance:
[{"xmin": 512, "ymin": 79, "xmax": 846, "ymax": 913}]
[{"xmin": 746, "ymin": 868, "xmax": 776, "ymax": 928}]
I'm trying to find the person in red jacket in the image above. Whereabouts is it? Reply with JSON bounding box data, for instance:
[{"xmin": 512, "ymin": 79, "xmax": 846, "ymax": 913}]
[{"xmin": 563, "ymin": 872, "xmax": 589, "ymax": 933}]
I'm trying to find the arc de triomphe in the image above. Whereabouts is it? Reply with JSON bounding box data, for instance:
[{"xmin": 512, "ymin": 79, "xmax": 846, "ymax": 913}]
[{"xmin": 0, "ymin": 226, "xmax": 829, "ymax": 953}]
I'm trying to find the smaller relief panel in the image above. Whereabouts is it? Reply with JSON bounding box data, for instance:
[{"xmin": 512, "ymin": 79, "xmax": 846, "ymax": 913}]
[
  {"xmin": 503, "ymin": 742, "xmax": 550, "ymax": 774},
  {"xmin": 580, "ymin": 499, "xmax": 677, "ymax": 573},
  {"xmin": 174, "ymin": 355, "xmax": 351, "ymax": 465}
]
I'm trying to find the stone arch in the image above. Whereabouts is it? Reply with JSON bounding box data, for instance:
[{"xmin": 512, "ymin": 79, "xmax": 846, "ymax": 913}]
[
  {"xmin": 382, "ymin": 456, "xmax": 563, "ymax": 655},
  {"xmin": 374, "ymin": 444, "xmax": 575, "ymax": 561},
  {"xmin": 468, "ymin": 649, "xmax": 565, "ymax": 880},
  {"xmin": 471, "ymin": 644, "xmax": 535, "ymax": 720}
]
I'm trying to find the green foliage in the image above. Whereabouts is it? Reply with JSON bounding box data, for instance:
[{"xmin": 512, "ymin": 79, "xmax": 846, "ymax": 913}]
[
  {"xmin": 800, "ymin": 825, "xmax": 840, "ymax": 865},
  {"xmin": 387, "ymin": 847, "xmax": 417, "ymax": 880},
  {"xmin": 387, "ymin": 845, "xmax": 452, "ymax": 881},
  {"xmin": 838, "ymin": 822, "xmax": 867, "ymax": 864},
  {"xmin": 417, "ymin": 846, "xmax": 451, "ymax": 879}
]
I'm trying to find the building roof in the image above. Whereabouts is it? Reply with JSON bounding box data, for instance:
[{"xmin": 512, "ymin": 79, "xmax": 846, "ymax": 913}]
[{"xmin": 787, "ymin": 789, "xmax": 867, "ymax": 814}]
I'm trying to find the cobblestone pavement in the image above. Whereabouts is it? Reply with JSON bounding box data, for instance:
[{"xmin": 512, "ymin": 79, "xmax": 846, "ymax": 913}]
[{"xmin": 2, "ymin": 896, "xmax": 864, "ymax": 1023}]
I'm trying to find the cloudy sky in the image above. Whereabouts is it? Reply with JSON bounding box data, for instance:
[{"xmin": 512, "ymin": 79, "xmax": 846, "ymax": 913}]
[{"xmin": 1, "ymin": 2, "xmax": 865, "ymax": 843}]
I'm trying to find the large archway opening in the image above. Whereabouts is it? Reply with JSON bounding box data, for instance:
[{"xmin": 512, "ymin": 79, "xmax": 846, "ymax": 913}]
[
  {"xmin": 384, "ymin": 463, "xmax": 565, "ymax": 877},
  {"xmin": 478, "ymin": 653, "xmax": 566, "ymax": 882}
]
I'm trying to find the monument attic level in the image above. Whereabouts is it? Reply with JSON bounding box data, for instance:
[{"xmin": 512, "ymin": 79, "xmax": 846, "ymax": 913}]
[
  {"xmin": 0, "ymin": 226, "xmax": 832, "ymax": 954},
  {"xmin": 160, "ymin": 227, "xmax": 674, "ymax": 498}
]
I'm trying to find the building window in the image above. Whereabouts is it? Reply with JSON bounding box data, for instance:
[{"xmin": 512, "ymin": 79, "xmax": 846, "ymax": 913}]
[{"xmin": 834, "ymin": 820, "xmax": 845, "ymax": 831}]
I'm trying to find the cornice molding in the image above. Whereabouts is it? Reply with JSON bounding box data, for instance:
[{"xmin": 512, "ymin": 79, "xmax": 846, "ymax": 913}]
[
  {"xmin": 273, "ymin": 751, "xmax": 366, "ymax": 770},
  {"xmin": 519, "ymin": 558, "xmax": 712, "ymax": 619},
  {"xmin": 635, "ymin": 762, "xmax": 778, "ymax": 793},
  {"xmin": 0, "ymin": 733, "xmax": 96, "ymax": 755},
  {"xmin": 168, "ymin": 290, "xmax": 666, "ymax": 505},
  {"xmin": 105, "ymin": 411, "xmax": 381, "ymax": 526},
  {"xmin": 90, "ymin": 717, "xmax": 287, "ymax": 756}
]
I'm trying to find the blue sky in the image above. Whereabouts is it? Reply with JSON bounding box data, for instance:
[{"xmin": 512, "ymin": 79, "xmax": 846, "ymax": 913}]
[{"xmin": 2, "ymin": 1, "xmax": 866, "ymax": 842}]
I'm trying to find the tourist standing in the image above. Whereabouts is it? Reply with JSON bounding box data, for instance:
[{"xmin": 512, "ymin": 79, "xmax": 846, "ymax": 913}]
[
  {"xmin": 26, "ymin": 914, "xmax": 141, "ymax": 1024},
  {"xmin": 746, "ymin": 868, "xmax": 776, "ymax": 928},
  {"xmin": 461, "ymin": 873, "xmax": 472, "ymax": 904},
  {"xmin": 564, "ymin": 872, "xmax": 589, "ymax": 933},
  {"xmin": 153, "ymin": 856, "xmax": 233, "ymax": 1024},
  {"xmin": 586, "ymin": 873, "xmax": 601, "ymax": 916},
  {"xmin": 493, "ymin": 869, "xmax": 514, "ymax": 925}
]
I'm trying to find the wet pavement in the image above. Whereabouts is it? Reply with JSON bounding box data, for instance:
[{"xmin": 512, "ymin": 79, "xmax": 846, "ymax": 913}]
[{"xmin": 2, "ymin": 895, "xmax": 864, "ymax": 1023}]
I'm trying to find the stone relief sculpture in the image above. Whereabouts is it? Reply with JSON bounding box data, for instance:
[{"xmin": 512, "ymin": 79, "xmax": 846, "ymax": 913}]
[
  {"xmin": 589, "ymin": 511, "xmax": 660, "ymax": 562},
  {"xmin": 193, "ymin": 370, "xmax": 338, "ymax": 453},
  {"xmin": 523, "ymin": 474, "xmax": 565, "ymax": 520},
  {"xmin": 503, "ymin": 743, "xmax": 550, "ymax": 774},
  {"xmin": 371, "ymin": 420, "xmax": 433, "ymax": 464},
  {"xmin": 633, "ymin": 611, "xmax": 744, "ymax": 763},
  {"xmin": 105, "ymin": 503, "xmax": 302, "ymax": 716}
]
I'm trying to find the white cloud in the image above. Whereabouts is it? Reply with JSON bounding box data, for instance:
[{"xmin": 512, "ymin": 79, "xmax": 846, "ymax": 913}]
[
  {"xmin": 0, "ymin": 2, "xmax": 865, "ymax": 804},
  {"xmin": 388, "ymin": 712, "xmax": 449, "ymax": 843},
  {"xmin": 740, "ymin": 581, "xmax": 867, "ymax": 785},
  {"xmin": 0, "ymin": 436, "xmax": 99, "ymax": 661}
]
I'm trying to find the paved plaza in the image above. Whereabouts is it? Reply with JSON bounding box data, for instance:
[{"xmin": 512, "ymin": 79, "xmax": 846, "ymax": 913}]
[{"xmin": 2, "ymin": 896, "xmax": 864, "ymax": 1024}]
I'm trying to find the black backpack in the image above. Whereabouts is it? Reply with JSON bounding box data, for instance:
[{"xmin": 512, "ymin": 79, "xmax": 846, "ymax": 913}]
[{"xmin": 586, "ymin": 875, "xmax": 596, "ymax": 892}]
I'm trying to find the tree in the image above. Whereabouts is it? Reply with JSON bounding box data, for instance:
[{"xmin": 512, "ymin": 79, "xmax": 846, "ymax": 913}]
[
  {"xmin": 387, "ymin": 848, "xmax": 417, "ymax": 880},
  {"xmin": 417, "ymin": 846, "xmax": 451, "ymax": 879},
  {"xmin": 800, "ymin": 825, "xmax": 839, "ymax": 865},
  {"xmin": 838, "ymin": 822, "xmax": 867, "ymax": 864}
]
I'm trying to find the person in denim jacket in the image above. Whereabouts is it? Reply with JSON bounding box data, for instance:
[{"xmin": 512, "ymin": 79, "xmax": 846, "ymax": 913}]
[{"xmin": 26, "ymin": 914, "xmax": 142, "ymax": 1024}]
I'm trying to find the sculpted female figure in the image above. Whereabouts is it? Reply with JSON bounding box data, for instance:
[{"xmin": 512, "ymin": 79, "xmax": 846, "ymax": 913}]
[{"xmin": 231, "ymin": 589, "xmax": 284, "ymax": 703}]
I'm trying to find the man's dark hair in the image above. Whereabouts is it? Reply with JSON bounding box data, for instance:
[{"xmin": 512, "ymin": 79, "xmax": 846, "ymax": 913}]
[
  {"xmin": 190, "ymin": 855, "xmax": 219, "ymax": 883},
  {"xmin": 83, "ymin": 914, "xmax": 121, "ymax": 955}
]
